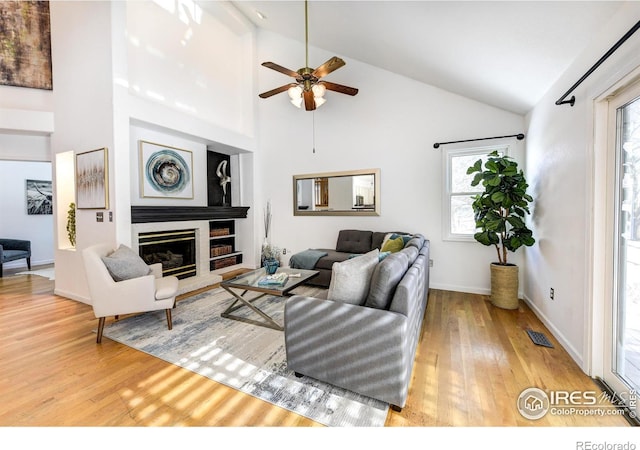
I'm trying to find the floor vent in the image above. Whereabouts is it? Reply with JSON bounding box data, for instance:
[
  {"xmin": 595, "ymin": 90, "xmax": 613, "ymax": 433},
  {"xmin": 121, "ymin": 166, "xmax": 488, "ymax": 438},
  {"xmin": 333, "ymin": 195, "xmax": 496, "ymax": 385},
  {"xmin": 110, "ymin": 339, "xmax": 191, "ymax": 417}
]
[{"xmin": 526, "ymin": 329, "xmax": 554, "ymax": 348}]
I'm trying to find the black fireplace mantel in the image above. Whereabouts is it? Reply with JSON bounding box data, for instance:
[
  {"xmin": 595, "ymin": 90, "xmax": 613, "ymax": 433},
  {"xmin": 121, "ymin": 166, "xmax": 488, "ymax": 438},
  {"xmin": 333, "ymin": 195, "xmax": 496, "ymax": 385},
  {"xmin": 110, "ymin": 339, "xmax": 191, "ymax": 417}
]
[{"xmin": 131, "ymin": 206, "xmax": 250, "ymax": 223}]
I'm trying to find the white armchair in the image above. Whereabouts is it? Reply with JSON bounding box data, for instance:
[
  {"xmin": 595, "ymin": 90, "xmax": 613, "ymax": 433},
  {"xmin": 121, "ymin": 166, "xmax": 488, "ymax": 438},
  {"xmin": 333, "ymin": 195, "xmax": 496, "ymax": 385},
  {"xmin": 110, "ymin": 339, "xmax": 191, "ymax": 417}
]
[{"xmin": 82, "ymin": 243, "xmax": 179, "ymax": 343}]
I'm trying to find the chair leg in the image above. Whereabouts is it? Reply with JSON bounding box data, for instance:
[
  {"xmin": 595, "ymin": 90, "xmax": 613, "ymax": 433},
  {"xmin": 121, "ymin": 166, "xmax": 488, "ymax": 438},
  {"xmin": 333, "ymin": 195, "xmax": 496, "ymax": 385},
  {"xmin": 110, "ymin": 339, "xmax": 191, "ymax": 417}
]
[
  {"xmin": 96, "ymin": 317, "xmax": 106, "ymax": 343},
  {"xmin": 0, "ymin": 263, "xmax": 3, "ymax": 278},
  {"xmin": 27, "ymin": 257, "xmax": 31, "ymax": 270},
  {"xmin": 165, "ymin": 309, "xmax": 173, "ymax": 330}
]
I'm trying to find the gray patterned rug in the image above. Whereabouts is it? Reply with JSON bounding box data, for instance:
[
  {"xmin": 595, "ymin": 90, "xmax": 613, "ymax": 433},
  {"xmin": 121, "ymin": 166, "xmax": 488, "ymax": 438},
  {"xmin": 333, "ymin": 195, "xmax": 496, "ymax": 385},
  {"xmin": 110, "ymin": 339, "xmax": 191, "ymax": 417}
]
[{"xmin": 102, "ymin": 285, "xmax": 389, "ymax": 427}]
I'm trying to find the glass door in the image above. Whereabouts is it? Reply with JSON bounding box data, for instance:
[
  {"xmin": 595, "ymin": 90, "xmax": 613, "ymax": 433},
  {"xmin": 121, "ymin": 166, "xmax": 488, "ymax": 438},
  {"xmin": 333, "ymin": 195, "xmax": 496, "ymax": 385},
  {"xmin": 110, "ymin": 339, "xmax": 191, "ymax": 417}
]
[{"xmin": 606, "ymin": 84, "xmax": 640, "ymax": 410}]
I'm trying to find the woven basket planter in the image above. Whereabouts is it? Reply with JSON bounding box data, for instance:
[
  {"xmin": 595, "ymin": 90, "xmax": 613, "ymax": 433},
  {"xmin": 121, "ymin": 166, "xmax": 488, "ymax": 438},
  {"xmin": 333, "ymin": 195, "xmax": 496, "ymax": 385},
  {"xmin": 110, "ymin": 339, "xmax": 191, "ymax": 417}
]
[{"xmin": 490, "ymin": 263, "xmax": 519, "ymax": 309}]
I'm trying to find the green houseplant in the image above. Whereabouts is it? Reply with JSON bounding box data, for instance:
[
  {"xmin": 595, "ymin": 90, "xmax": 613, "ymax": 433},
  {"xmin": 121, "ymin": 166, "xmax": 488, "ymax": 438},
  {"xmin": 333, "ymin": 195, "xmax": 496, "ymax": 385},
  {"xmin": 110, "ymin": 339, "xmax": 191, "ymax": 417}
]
[
  {"xmin": 467, "ymin": 150, "xmax": 535, "ymax": 309},
  {"xmin": 66, "ymin": 202, "xmax": 76, "ymax": 247}
]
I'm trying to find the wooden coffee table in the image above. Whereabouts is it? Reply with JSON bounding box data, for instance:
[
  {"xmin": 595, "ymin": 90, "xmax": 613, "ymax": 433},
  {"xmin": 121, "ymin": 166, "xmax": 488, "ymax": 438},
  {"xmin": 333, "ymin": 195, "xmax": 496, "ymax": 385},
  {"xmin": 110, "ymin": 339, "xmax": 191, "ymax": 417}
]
[{"xmin": 220, "ymin": 267, "xmax": 318, "ymax": 331}]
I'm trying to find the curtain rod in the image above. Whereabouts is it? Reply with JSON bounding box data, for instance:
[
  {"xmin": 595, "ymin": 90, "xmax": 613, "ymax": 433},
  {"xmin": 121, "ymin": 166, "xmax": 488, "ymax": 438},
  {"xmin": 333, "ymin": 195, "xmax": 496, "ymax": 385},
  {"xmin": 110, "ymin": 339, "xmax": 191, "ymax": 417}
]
[
  {"xmin": 556, "ymin": 20, "xmax": 640, "ymax": 107},
  {"xmin": 433, "ymin": 133, "xmax": 525, "ymax": 149}
]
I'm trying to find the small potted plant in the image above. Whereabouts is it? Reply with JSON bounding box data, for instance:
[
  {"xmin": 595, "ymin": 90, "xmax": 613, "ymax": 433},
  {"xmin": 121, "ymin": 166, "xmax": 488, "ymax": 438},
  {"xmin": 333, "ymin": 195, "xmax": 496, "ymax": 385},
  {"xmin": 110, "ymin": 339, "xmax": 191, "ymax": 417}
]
[
  {"xmin": 467, "ymin": 150, "xmax": 535, "ymax": 309},
  {"xmin": 262, "ymin": 243, "xmax": 281, "ymax": 275}
]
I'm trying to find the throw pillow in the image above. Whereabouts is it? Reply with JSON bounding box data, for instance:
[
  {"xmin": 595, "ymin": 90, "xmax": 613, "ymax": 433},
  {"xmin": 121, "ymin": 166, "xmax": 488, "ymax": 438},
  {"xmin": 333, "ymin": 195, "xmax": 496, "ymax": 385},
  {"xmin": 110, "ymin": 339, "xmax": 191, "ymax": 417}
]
[
  {"xmin": 327, "ymin": 249, "xmax": 380, "ymax": 305},
  {"xmin": 378, "ymin": 251, "xmax": 391, "ymax": 261},
  {"xmin": 101, "ymin": 244, "xmax": 151, "ymax": 282},
  {"xmin": 381, "ymin": 236, "xmax": 404, "ymax": 253},
  {"xmin": 365, "ymin": 251, "xmax": 410, "ymax": 310}
]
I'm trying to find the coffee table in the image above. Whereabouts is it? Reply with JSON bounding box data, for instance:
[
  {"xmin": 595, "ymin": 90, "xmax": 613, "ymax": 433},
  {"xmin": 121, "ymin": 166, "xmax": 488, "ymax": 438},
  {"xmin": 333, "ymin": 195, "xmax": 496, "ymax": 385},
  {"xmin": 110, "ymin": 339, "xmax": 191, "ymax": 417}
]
[{"xmin": 220, "ymin": 267, "xmax": 319, "ymax": 331}]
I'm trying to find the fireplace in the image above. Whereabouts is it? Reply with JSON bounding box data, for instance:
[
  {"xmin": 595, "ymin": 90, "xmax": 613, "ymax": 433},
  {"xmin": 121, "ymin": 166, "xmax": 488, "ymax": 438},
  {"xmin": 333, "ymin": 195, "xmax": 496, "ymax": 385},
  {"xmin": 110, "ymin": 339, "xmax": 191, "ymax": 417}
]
[{"xmin": 138, "ymin": 229, "xmax": 196, "ymax": 279}]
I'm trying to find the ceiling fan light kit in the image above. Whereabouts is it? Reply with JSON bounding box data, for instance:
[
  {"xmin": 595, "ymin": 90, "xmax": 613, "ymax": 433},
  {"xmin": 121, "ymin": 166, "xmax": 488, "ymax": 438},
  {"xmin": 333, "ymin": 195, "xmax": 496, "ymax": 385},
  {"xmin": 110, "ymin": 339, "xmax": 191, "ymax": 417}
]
[{"xmin": 258, "ymin": 0, "xmax": 358, "ymax": 111}]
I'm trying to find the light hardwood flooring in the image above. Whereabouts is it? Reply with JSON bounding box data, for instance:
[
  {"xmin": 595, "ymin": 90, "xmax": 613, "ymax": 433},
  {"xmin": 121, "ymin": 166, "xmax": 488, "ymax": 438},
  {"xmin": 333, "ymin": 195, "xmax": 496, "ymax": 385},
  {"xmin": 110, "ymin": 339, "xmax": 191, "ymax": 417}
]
[{"xmin": 0, "ymin": 265, "xmax": 630, "ymax": 427}]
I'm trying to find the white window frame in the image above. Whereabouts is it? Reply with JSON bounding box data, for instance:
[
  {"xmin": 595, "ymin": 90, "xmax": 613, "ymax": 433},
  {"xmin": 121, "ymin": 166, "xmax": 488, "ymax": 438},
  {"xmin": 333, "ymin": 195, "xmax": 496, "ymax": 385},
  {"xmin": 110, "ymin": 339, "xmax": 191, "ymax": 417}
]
[{"xmin": 442, "ymin": 144, "xmax": 509, "ymax": 242}]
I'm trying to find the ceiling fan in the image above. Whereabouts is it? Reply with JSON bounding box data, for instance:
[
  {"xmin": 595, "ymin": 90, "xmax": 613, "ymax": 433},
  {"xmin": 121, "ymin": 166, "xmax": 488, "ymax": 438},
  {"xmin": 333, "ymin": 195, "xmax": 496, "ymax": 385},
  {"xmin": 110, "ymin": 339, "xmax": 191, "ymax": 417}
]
[{"xmin": 258, "ymin": 0, "xmax": 358, "ymax": 111}]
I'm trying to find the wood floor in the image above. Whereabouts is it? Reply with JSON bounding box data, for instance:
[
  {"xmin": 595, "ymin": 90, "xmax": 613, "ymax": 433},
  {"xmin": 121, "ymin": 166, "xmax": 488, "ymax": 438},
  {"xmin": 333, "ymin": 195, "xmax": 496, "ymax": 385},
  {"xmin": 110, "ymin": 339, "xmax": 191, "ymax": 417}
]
[{"xmin": 0, "ymin": 265, "xmax": 630, "ymax": 427}]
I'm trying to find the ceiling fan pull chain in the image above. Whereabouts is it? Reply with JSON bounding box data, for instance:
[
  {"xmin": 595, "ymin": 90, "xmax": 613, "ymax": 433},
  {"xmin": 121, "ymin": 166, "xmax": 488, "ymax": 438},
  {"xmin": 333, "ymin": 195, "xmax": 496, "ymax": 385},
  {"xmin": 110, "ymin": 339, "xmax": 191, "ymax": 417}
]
[{"xmin": 312, "ymin": 111, "xmax": 316, "ymax": 154}]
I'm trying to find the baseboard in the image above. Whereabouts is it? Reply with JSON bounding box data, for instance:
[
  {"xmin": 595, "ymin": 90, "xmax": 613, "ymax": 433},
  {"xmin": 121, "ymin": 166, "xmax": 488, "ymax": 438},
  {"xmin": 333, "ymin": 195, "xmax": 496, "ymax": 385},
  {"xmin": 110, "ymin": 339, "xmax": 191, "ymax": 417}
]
[
  {"xmin": 53, "ymin": 288, "xmax": 90, "ymax": 305},
  {"xmin": 2, "ymin": 258, "xmax": 54, "ymax": 269},
  {"xmin": 429, "ymin": 282, "xmax": 490, "ymax": 296},
  {"xmin": 522, "ymin": 293, "xmax": 584, "ymax": 370}
]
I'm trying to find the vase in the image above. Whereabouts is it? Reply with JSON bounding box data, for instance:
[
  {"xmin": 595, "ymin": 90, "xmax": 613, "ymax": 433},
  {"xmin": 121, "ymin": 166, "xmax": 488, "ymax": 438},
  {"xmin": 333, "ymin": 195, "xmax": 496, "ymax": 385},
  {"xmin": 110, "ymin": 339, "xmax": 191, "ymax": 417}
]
[
  {"xmin": 490, "ymin": 263, "xmax": 519, "ymax": 309},
  {"xmin": 264, "ymin": 258, "xmax": 279, "ymax": 275}
]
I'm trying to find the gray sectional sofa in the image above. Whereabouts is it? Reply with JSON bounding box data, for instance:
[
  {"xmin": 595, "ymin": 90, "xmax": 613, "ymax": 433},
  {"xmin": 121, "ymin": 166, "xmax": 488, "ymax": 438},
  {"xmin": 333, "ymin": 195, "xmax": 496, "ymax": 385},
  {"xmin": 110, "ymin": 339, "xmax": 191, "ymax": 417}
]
[
  {"xmin": 284, "ymin": 230, "xmax": 430, "ymax": 411},
  {"xmin": 289, "ymin": 229, "xmax": 409, "ymax": 287}
]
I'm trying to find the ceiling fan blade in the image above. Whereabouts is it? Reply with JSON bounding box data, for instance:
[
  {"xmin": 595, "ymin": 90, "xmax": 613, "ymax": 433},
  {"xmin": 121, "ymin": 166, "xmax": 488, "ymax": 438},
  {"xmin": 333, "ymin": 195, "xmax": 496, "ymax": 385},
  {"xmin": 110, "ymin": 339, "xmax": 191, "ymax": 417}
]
[
  {"xmin": 303, "ymin": 90, "xmax": 316, "ymax": 111},
  {"xmin": 261, "ymin": 62, "xmax": 300, "ymax": 79},
  {"xmin": 258, "ymin": 84, "xmax": 294, "ymax": 99},
  {"xmin": 321, "ymin": 81, "xmax": 359, "ymax": 96},
  {"xmin": 312, "ymin": 57, "xmax": 345, "ymax": 78}
]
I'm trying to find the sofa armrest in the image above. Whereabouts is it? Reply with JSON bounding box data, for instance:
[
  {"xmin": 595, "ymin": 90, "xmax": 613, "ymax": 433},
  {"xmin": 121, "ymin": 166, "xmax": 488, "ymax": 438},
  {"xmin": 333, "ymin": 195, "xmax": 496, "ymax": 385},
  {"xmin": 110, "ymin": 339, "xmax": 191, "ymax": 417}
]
[{"xmin": 284, "ymin": 295, "xmax": 411, "ymax": 407}]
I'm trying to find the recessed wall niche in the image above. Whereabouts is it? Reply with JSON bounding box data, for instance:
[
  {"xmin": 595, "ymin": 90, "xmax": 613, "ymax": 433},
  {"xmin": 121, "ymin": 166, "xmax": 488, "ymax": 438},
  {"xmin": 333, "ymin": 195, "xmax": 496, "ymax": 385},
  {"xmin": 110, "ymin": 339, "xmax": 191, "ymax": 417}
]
[{"xmin": 207, "ymin": 151, "xmax": 231, "ymax": 207}]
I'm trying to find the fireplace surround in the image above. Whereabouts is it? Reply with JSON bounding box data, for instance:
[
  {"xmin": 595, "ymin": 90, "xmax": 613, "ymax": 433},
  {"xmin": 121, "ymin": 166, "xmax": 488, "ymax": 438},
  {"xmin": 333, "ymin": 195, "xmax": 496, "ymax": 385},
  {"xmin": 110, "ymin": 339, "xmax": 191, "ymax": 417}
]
[{"xmin": 130, "ymin": 205, "xmax": 249, "ymax": 295}]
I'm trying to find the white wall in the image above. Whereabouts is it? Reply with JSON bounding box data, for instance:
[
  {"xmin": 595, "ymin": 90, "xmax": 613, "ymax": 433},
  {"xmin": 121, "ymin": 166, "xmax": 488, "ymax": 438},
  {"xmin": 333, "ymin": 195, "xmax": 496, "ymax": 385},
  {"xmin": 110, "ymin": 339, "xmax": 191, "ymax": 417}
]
[
  {"xmin": 129, "ymin": 124, "xmax": 208, "ymax": 207},
  {"xmin": 126, "ymin": 0, "xmax": 254, "ymax": 138},
  {"xmin": 524, "ymin": 3, "xmax": 640, "ymax": 369},
  {"xmin": 46, "ymin": 1, "xmax": 258, "ymax": 302},
  {"xmin": 0, "ymin": 160, "xmax": 54, "ymax": 268},
  {"xmin": 256, "ymin": 30, "xmax": 525, "ymax": 293},
  {"xmin": 49, "ymin": 1, "xmax": 117, "ymax": 302}
]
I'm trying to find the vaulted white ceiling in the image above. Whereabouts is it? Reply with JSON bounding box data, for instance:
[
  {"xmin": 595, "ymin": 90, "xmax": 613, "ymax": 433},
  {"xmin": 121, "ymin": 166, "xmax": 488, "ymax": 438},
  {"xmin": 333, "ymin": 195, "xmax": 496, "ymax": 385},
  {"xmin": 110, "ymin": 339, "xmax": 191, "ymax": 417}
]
[{"xmin": 225, "ymin": 0, "xmax": 625, "ymax": 115}]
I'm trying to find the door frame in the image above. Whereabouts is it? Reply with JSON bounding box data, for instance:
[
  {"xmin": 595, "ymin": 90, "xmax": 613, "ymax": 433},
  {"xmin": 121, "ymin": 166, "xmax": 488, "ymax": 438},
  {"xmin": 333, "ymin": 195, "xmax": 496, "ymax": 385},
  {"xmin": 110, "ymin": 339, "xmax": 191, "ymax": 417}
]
[{"xmin": 590, "ymin": 65, "xmax": 640, "ymax": 399}]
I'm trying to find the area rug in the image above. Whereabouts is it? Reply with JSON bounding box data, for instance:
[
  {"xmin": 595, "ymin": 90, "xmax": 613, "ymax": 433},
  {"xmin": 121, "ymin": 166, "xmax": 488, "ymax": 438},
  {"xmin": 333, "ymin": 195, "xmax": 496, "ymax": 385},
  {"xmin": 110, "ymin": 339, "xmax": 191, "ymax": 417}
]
[
  {"xmin": 102, "ymin": 286, "xmax": 389, "ymax": 427},
  {"xmin": 15, "ymin": 267, "xmax": 55, "ymax": 280}
]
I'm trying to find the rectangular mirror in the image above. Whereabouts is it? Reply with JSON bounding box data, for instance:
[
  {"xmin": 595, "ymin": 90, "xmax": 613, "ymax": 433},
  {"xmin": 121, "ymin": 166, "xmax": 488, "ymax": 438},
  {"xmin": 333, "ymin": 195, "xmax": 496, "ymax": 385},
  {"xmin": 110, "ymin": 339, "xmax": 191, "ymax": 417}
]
[{"xmin": 293, "ymin": 169, "xmax": 380, "ymax": 216}]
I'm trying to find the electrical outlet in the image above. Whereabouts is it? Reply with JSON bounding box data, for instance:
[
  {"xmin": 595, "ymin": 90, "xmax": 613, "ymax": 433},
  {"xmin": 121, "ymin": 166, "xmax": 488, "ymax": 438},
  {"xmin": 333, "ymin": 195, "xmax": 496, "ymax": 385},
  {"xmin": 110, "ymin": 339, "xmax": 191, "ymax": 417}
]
[
  {"xmin": 429, "ymin": 259, "xmax": 433, "ymax": 267},
  {"xmin": 550, "ymin": 288, "xmax": 555, "ymax": 300},
  {"xmin": 283, "ymin": 248, "xmax": 287, "ymax": 255}
]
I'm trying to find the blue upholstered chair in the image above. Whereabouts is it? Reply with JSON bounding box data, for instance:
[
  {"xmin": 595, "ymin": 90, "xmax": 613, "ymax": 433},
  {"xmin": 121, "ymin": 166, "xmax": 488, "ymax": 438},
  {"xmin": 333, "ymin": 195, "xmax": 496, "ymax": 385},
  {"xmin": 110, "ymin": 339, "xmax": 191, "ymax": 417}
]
[{"xmin": 0, "ymin": 239, "xmax": 31, "ymax": 278}]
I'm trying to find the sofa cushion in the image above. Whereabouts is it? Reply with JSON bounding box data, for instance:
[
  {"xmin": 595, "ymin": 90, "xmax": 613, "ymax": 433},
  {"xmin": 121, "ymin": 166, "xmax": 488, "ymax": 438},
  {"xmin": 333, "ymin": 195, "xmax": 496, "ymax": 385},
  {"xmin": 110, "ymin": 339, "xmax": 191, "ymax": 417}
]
[
  {"xmin": 327, "ymin": 249, "xmax": 379, "ymax": 305},
  {"xmin": 101, "ymin": 244, "xmax": 151, "ymax": 282},
  {"xmin": 399, "ymin": 246, "xmax": 419, "ymax": 264},
  {"xmin": 381, "ymin": 236, "xmax": 404, "ymax": 253},
  {"xmin": 313, "ymin": 249, "xmax": 354, "ymax": 270},
  {"xmin": 365, "ymin": 251, "xmax": 410, "ymax": 310},
  {"xmin": 405, "ymin": 235, "xmax": 425, "ymax": 250},
  {"xmin": 335, "ymin": 230, "xmax": 373, "ymax": 254},
  {"xmin": 371, "ymin": 232, "xmax": 388, "ymax": 250}
]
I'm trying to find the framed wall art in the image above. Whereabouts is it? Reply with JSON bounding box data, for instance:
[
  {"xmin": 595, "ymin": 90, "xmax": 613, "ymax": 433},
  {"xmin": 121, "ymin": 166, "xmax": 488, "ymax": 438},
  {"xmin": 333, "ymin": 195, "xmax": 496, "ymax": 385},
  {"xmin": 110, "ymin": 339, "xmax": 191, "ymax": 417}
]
[
  {"xmin": 76, "ymin": 148, "xmax": 109, "ymax": 209},
  {"xmin": 26, "ymin": 179, "xmax": 53, "ymax": 215},
  {"xmin": 139, "ymin": 140, "xmax": 193, "ymax": 199},
  {"xmin": 0, "ymin": 1, "xmax": 52, "ymax": 90}
]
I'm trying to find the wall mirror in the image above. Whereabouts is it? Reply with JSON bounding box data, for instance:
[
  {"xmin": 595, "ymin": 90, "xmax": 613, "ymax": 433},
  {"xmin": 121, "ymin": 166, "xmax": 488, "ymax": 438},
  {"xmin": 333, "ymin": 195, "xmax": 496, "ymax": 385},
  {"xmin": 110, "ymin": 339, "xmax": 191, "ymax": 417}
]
[{"xmin": 293, "ymin": 169, "xmax": 380, "ymax": 216}]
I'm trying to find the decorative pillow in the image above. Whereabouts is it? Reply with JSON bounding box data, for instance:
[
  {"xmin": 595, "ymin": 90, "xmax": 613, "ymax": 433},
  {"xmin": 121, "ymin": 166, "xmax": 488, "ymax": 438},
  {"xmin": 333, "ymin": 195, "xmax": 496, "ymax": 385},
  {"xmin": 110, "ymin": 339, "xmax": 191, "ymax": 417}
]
[
  {"xmin": 381, "ymin": 236, "xmax": 404, "ymax": 253},
  {"xmin": 390, "ymin": 233, "xmax": 412, "ymax": 246},
  {"xmin": 378, "ymin": 251, "xmax": 391, "ymax": 261},
  {"xmin": 365, "ymin": 251, "xmax": 410, "ymax": 310},
  {"xmin": 327, "ymin": 249, "xmax": 379, "ymax": 305},
  {"xmin": 101, "ymin": 244, "xmax": 151, "ymax": 282}
]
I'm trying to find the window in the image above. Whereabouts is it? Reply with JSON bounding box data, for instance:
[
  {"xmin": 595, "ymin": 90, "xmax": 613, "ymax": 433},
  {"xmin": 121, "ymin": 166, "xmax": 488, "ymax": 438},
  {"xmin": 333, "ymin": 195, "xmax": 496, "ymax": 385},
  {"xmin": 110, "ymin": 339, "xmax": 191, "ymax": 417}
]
[{"xmin": 443, "ymin": 145, "xmax": 508, "ymax": 241}]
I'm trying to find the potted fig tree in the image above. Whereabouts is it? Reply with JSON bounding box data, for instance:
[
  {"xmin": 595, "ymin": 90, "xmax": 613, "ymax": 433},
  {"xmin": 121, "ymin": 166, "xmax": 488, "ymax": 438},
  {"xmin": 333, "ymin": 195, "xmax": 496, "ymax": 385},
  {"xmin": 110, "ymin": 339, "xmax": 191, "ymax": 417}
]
[{"xmin": 467, "ymin": 150, "xmax": 535, "ymax": 309}]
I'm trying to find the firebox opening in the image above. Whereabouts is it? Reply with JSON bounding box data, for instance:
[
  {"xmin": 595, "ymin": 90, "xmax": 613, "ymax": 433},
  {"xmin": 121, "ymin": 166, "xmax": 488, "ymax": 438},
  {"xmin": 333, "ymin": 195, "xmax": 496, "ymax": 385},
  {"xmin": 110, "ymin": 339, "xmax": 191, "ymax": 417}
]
[{"xmin": 138, "ymin": 229, "xmax": 196, "ymax": 280}]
